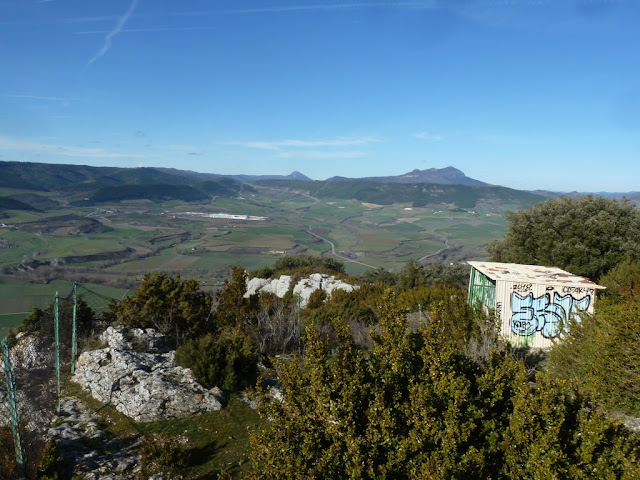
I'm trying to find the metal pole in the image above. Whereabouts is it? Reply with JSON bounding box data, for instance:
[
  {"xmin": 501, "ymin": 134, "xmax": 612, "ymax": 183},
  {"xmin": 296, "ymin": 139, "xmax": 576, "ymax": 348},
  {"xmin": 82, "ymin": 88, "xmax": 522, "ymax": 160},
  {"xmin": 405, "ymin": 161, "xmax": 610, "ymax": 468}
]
[
  {"xmin": 54, "ymin": 291, "xmax": 61, "ymax": 415},
  {"xmin": 2, "ymin": 337, "xmax": 26, "ymax": 480},
  {"xmin": 297, "ymin": 294, "xmax": 302, "ymax": 353},
  {"xmin": 71, "ymin": 282, "xmax": 77, "ymax": 375}
]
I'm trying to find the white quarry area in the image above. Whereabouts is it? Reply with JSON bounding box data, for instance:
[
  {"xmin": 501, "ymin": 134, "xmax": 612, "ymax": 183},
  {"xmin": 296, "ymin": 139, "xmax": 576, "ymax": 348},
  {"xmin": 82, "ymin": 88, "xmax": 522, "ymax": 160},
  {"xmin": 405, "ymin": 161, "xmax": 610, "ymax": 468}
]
[
  {"xmin": 183, "ymin": 211, "xmax": 266, "ymax": 221},
  {"xmin": 72, "ymin": 326, "xmax": 224, "ymax": 422},
  {"xmin": 245, "ymin": 273, "xmax": 359, "ymax": 308}
]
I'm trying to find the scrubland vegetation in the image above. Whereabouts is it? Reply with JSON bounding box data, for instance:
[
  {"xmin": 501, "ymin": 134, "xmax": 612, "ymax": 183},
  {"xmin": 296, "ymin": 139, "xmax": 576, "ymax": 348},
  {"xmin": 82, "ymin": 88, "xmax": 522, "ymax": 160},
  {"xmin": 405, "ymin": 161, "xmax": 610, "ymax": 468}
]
[{"xmin": 2, "ymin": 195, "xmax": 640, "ymax": 478}]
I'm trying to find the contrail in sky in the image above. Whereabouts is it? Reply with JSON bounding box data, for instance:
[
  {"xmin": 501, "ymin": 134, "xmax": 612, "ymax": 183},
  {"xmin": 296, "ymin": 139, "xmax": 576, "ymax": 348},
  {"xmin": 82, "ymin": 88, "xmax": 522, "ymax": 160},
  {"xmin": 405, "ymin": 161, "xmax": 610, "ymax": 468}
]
[{"xmin": 87, "ymin": 0, "xmax": 138, "ymax": 65}]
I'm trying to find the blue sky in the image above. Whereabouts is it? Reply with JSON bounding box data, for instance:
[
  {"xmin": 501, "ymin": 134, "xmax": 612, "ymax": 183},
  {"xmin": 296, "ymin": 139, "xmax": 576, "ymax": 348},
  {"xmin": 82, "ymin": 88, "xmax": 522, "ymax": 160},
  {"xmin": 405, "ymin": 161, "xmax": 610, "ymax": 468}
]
[{"xmin": 1, "ymin": 0, "xmax": 638, "ymax": 192}]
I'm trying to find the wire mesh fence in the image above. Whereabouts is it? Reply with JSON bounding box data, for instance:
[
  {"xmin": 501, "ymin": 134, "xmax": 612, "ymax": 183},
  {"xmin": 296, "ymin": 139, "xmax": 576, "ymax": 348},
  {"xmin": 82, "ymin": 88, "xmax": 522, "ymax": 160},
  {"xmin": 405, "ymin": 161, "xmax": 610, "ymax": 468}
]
[{"xmin": 0, "ymin": 283, "xmax": 121, "ymax": 479}]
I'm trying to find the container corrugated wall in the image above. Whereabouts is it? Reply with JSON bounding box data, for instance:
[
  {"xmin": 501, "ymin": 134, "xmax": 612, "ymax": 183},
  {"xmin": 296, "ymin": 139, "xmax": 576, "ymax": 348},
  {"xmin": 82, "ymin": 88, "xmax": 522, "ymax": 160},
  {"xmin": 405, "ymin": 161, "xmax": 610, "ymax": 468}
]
[
  {"xmin": 468, "ymin": 268, "xmax": 496, "ymax": 310},
  {"xmin": 494, "ymin": 280, "xmax": 597, "ymax": 349}
]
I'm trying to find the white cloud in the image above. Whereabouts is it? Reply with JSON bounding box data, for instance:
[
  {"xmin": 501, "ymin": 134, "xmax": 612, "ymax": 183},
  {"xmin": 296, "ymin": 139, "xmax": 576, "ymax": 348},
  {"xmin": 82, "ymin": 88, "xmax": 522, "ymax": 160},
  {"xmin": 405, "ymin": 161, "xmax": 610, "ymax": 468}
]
[
  {"xmin": 0, "ymin": 135, "xmax": 148, "ymax": 159},
  {"xmin": 412, "ymin": 131, "xmax": 443, "ymax": 141},
  {"xmin": 276, "ymin": 150, "xmax": 366, "ymax": 159},
  {"xmin": 224, "ymin": 136, "xmax": 381, "ymax": 150},
  {"xmin": 87, "ymin": 0, "xmax": 138, "ymax": 65},
  {"xmin": 6, "ymin": 94, "xmax": 67, "ymax": 102},
  {"xmin": 75, "ymin": 26, "xmax": 218, "ymax": 35},
  {"xmin": 154, "ymin": 144, "xmax": 205, "ymax": 155}
]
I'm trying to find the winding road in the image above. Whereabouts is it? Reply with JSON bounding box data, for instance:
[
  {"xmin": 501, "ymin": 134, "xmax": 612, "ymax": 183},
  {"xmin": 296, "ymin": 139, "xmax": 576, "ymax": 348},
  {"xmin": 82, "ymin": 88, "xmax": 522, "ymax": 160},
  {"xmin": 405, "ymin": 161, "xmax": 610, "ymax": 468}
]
[{"xmin": 305, "ymin": 228, "xmax": 377, "ymax": 269}]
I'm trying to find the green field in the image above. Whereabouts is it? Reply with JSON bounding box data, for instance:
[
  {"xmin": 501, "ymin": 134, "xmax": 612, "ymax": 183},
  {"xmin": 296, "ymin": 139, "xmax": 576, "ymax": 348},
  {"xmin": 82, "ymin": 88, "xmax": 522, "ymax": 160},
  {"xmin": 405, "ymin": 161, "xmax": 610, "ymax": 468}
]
[
  {"xmin": 0, "ymin": 278, "xmax": 127, "ymax": 338},
  {"xmin": 0, "ymin": 185, "xmax": 522, "ymax": 323}
]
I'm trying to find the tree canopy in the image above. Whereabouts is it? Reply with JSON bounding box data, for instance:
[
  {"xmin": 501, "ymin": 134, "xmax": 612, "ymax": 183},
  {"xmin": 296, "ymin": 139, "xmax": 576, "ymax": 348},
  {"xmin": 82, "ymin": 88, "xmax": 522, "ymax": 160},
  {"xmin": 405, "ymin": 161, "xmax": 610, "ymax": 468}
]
[
  {"xmin": 548, "ymin": 257, "xmax": 640, "ymax": 416},
  {"xmin": 249, "ymin": 294, "xmax": 640, "ymax": 479},
  {"xmin": 486, "ymin": 195, "xmax": 640, "ymax": 280},
  {"xmin": 107, "ymin": 273, "xmax": 213, "ymax": 340}
]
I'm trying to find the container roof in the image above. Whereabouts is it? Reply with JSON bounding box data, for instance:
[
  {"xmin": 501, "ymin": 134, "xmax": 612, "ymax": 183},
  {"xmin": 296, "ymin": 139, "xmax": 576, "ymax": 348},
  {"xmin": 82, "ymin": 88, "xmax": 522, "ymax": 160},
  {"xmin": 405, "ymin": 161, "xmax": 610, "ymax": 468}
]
[{"xmin": 468, "ymin": 261, "xmax": 605, "ymax": 289}]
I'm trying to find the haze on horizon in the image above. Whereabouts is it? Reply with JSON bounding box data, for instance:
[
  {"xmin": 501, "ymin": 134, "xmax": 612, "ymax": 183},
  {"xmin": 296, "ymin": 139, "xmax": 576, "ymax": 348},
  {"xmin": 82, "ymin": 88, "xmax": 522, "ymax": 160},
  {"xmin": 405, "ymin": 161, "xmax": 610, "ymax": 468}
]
[{"xmin": 1, "ymin": 0, "xmax": 639, "ymax": 193}]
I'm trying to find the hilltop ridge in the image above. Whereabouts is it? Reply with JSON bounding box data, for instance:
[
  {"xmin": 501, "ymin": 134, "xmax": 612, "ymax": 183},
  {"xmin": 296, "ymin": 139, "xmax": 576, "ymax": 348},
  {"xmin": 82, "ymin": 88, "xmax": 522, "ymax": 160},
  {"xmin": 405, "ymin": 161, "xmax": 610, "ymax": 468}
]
[{"xmin": 326, "ymin": 166, "xmax": 489, "ymax": 186}]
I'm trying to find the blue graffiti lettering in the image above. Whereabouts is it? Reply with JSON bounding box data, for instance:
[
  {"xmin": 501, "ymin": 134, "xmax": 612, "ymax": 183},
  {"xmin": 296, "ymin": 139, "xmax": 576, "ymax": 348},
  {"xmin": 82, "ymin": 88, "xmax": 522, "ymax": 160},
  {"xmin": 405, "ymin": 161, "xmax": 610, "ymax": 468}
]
[{"xmin": 510, "ymin": 292, "xmax": 591, "ymax": 339}]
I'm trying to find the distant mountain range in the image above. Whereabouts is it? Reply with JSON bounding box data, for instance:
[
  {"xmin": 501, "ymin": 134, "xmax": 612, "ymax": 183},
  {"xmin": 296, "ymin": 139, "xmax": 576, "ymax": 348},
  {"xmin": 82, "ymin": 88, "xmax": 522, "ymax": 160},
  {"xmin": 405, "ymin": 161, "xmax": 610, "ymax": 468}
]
[
  {"xmin": 155, "ymin": 167, "xmax": 312, "ymax": 183},
  {"xmin": 326, "ymin": 167, "xmax": 489, "ymax": 186},
  {"xmin": 254, "ymin": 178, "xmax": 543, "ymax": 209},
  {"xmin": 0, "ymin": 161, "xmax": 486, "ymax": 194},
  {"xmin": 1, "ymin": 160, "xmax": 637, "ymax": 210}
]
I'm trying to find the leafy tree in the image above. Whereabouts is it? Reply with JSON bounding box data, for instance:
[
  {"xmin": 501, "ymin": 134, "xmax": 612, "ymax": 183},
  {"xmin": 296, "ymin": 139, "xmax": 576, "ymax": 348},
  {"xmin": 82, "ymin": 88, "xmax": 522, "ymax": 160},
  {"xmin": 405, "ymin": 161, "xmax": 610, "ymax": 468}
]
[
  {"xmin": 486, "ymin": 195, "xmax": 640, "ymax": 279},
  {"xmin": 392, "ymin": 261, "xmax": 471, "ymax": 292},
  {"xmin": 360, "ymin": 267, "xmax": 397, "ymax": 286},
  {"xmin": 548, "ymin": 260, "xmax": 640, "ymax": 416},
  {"xmin": 19, "ymin": 296, "xmax": 95, "ymax": 341},
  {"xmin": 252, "ymin": 254, "xmax": 346, "ymax": 279},
  {"xmin": 598, "ymin": 255, "xmax": 640, "ymax": 303},
  {"xmin": 107, "ymin": 273, "xmax": 213, "ymax": 340},
  {"xmin": 423, "ymin": 261, "xmax": 470, "ymax": 290},
  {"xmin": 175, "ymin": 328, "xmax": 258, "ymax": 391},
  {"xmin": 503, "ymin": 375, "xmax": 638, "ymax": 479},
  {"xmin": 249, "ymin": 293, "xmax": 640, "ymax": 478},
  {"xmin": 215, "ymin": 266, "xmax": 259, "ymax": 329},
  {"xmin": 395, "ymin": 259, "xmax": 426, "ymax": 291}
]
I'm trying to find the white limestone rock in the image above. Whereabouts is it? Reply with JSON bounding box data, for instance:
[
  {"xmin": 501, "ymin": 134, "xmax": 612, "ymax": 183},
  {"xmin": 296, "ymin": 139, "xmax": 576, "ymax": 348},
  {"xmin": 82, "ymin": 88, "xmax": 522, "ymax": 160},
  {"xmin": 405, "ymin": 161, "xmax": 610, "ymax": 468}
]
[
  {"xmin": 246, "ymin": 277, "xmax": 269, "ymax": 296},
  {"xmin": 47, "ymin": 396, "xmax": 143, "ymax": 478},
  {"xmin": 100, "ymin": 326, "xmax": 173, "ymax": 353},
  {"xmin": 7, "ymin": 332, "xmax": 54, "ymax": 370},
  {"xmin": 245, "ymin": 273, "xmax": 358, "ymax": 308},
  {"xmin": 73, "ymin": 327, "xmax": 223, "ymax": 422},
  {"xmin": 245, "ymin": 275, "xmax": 292, "ymax": 298},
  {"xmin": 261, "ymin": 275, "xmax": 292, "ymax": 297}
]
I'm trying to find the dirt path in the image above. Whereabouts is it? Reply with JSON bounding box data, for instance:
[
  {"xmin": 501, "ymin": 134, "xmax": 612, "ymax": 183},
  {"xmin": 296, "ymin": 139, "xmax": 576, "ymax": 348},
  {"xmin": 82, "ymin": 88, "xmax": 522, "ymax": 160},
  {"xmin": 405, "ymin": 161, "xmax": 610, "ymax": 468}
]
[
  {"xmin": 306, "ymin": 228, "xmax": 376, "ymax": 269},
  {"xmin": 417, "ymin": 226, "xmax": 450, "ymax": 262}
]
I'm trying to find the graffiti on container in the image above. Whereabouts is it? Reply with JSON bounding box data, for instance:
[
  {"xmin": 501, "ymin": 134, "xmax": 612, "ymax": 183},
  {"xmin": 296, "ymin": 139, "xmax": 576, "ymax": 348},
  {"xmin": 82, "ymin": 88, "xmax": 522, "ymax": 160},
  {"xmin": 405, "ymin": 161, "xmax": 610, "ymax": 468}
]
[
  {"xmin": 495, "ymin": 301, "xmax": 503, "ymax": 320},
  {"xmin": 510, "ymin": 292, "xmax": 591, "ymax": 338},
  {"xmin": 512, "ymin": 283, "xmax": 533, "ymax": 293},
  {"xmin": 561, "ymin": 286, "xmax": 595, "ymax": 296}
]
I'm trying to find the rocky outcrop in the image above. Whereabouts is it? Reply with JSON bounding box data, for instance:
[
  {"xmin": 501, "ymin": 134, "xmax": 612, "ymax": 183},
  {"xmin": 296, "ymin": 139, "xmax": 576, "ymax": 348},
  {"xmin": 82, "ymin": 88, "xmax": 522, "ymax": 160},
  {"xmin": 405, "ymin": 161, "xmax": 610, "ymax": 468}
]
[
  {"xmin": 245, "ymin": 273, "xmax": 358, "ymax": 308},
  {"xmin": 72, "ymin": 327, "xmax": 224, "ymax": 422},
  {"xmin": 6, "ymin": 331, "xmax": 55, "ymax": 370},
  {"xmin": 100, "ymin": 325, "xmax": 174, "ymax": 353},
  {"xmin": 0, "ymin": 333, "xmax": 57, "ymax": 430},
  {"xmin": 47, "ymin": 396, "xmax": 143, "ymax": 479},
  {"xmin": 246, "ymin": 275, "xmax": 292, "ymax": 298}
]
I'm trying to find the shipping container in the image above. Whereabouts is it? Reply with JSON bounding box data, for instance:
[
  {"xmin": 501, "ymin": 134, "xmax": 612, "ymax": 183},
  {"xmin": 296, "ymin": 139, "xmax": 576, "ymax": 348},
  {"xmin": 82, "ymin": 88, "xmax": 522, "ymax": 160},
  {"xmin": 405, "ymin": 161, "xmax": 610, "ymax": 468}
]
[{"xmin": 467, "ymin": 261, "xmax": 605, "ymax": 349}]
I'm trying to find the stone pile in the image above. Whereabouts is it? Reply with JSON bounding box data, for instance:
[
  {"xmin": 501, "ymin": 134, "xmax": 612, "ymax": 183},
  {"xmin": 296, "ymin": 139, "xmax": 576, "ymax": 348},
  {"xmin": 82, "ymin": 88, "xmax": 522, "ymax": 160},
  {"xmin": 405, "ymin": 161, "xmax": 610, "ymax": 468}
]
[
  {"xmin": 72, "ymin": 326, "xmax": 224, "ymax": 422},
  {"xmin": 245, "ymin": 273, "xmax": 358, "ymax": 307}
]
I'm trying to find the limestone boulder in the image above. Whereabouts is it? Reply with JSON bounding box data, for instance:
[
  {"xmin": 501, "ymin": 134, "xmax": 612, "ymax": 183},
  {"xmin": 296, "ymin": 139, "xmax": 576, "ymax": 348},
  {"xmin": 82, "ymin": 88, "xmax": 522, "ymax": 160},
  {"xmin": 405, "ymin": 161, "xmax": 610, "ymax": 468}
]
[
  {"xmin": 246, "ymin": 277, "xmax": 269, "ymax": 296},
  {"xmin": 245, "ymin": 273, "xmax": 357, "ymax": 307},
  {"xmin": 73, "ymin": 327, "xmax": 223, "ymax": 422}
]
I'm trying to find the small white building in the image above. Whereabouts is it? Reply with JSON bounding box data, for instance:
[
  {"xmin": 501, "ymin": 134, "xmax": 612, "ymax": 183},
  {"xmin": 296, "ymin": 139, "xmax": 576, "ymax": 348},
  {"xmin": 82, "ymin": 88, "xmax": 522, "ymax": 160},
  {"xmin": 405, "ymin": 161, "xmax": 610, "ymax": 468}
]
[{"xmin": 467, "ymin": 261, "xmax": 605, "ymax": 349}]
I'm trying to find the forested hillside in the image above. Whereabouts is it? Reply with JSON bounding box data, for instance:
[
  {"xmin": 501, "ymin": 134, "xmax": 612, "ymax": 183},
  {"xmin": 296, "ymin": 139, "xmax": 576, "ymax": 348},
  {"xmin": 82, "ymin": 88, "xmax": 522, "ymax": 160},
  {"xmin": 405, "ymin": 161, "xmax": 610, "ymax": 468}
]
[{"xmin": 256, "ymin": 178, "xmax": 545, "ymax": 209}]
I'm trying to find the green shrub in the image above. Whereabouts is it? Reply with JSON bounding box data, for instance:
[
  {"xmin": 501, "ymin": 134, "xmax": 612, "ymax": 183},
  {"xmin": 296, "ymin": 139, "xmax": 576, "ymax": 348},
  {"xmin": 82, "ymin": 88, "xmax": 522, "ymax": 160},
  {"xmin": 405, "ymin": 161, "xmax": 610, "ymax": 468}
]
[
  {"xmin": 486, "ymin": 195, "xmax": 640, "ymax": 279},
  {"xmin": 268, "ymin": 254, "xmax": 345, "ymax": 277},
  {"xmin": 250, "ymin": 293, "xmax": 640, "ymax": 479},
  {"xmin": 140, "ymin": 434, "xmax": 189, "ymax": 473},
  {"xmin": 20, "ymin": 297, "xmax": 95, "ymax": 339},
  {"xmin": 175, "ymin": 329, "xmax": 258, "ymax": 391},
  {"xmin": 548, "ymin": 257, "xmax": 640, "ymax": 417},
  {"xmin": 306, "ymin": 289, "xmax": 327, "ymax": 310},
  {"xmin": 548, "ymin": 297, "xmax": 640, "ymax": 416},
  {"xmin": 108, "ymin": 273, "xmax": 213, "ymax": 340},
  {"xmin": 37, "ymin": 441, "xmax": 64, "ymax": 480},
  {"xmin": 599, "ymin": 255, "xmax": 640, "ymax": 303},
  {"xmin": 0, "ymin": 427, "xmax": 18, "ymax": 480}
]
